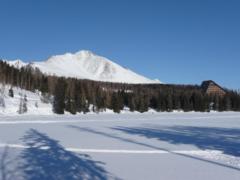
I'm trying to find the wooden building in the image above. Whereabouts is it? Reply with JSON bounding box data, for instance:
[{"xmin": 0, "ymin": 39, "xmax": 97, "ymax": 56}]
[{"xmin": 201, "ymin": 80, "xmax": 226, "ymax": 96}]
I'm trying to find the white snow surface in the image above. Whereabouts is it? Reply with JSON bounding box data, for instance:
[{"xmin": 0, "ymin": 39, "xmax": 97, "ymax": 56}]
[
  {"xmin": 0, "ymin": 112, "xmax": 240, "ymax": 180},
  {"xmin": 0, "ymin": 84, "xmax": 53, "ymax": 115},
  {"xmin": 6, "ymin": 50, "xmax": 161, "ymax": 84}
]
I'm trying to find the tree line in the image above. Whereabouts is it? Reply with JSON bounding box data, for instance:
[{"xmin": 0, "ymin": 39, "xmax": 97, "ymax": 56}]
[{"xmin": 1, "ymin": 60, "xmax": 240, "ymax": 114}]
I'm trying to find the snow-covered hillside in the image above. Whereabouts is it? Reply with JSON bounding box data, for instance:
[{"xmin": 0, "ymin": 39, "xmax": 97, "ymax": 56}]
[
  {"xmin": 0, "ymin": 84, "xmax": 156, "ymax": 115},
  {"xmin": 0, "ymin": 84, "xmax": 52, "ymax": 115},
  {"xmin": 6, "ymin": 50, "xmax": 161, "ymax": 84}
]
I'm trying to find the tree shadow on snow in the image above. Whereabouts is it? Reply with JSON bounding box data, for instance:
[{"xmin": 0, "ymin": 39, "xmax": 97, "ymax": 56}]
[
  {"xmin": 69, "ymin": 125, "xmax": 240, "ymax": 171},
  {"xmin": 19, "ymin": 129, "xmax": 116, "ymax": 180},
  {"xmin": 69, "ymin": 126, "xmax": 165, "ymax": 150},
  {"xmin": 112, "ymin": 126, "xmax": 240, "ymax": 157}
]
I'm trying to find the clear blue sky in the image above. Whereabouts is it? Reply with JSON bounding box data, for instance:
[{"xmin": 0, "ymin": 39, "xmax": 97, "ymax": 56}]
[{"xmin": 0, "ymin": 0, "xmax": 239, "ymax": 89}]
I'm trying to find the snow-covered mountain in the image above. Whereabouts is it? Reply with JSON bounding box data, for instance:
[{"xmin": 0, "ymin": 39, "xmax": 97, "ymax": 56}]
[{"xmin": 6, "ymin": 50, "xmax": 161, "ymax": 84}]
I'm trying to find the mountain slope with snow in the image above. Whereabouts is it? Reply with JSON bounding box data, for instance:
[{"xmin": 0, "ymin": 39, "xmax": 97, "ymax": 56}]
[
  {"xmin": 6, "ymin": 50, "xmax": 161, "ymax": 84},
  {"xmin": 0, "ymin": 84, "xmax": 53, "ymax": 115}
]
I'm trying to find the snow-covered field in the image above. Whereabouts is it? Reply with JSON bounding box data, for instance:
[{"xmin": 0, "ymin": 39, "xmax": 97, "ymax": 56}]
[{"xmin": 0, "ymin": 112, "xmax": 240, "ymax": 180}]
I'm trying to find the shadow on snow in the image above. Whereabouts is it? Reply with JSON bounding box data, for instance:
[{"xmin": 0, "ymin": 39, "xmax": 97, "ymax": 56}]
[
  {"xmin": 112, "ymin": 126, "xmax": 240, "ymax": 157},
  {"xmin": 19, "ymin": 129, "xmax": 115, "ymax": 180},
  {"xmin": 69, "ymin": 125, "xmax": 240, "ymax": 171}
]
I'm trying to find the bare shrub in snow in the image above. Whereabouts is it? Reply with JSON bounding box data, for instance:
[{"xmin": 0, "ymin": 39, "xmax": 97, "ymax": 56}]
[
  {"xmin": 0, "ymin": 96, "xmax": 5, "ymax": 108},
  {"xmin": 8, "ymin": 87, "xmax": 14, "ymax": 97},
  {"xmin": 40, "ymin": 93, "xmax": 52, "ymax": 104},
  {"xmin": 18, "ymin": 94, "xmax": 28, "ymax": 114},
  {"xmin": 0, "ymin": 85, "xmax": 6, "ymax": 108}
]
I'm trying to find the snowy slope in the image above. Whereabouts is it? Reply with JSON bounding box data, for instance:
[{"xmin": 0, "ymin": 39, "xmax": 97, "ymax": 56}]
[
  {"xmin": 0, "ymin": 84, "xmax": 157, "ymax": 115},
  {"xmin": 0, "ymin": 84, "xmax": 52, "ymax": 115},
  {"xmin": 6, "ymin": 50, "xmax": 161, "ymax": 84},
  {"xmin": 7, "ymin": 59, "xmax": 27, "ymax": 68}
]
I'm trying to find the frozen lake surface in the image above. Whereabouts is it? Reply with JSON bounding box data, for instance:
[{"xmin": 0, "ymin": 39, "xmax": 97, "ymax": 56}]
[{"xmin": 0, "ymin": 112, "xmax": 240, "ymax": 180}]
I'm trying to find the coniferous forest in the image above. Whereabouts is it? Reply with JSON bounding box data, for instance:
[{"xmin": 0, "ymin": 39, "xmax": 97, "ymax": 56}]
[{"xmin": 1, "ymin": 60, "xmax": 240, "ymax": 114}]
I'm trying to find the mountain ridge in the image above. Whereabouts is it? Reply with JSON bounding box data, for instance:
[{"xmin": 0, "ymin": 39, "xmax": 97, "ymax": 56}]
[{"xmin": 5, "ymin": 50, "xmax": 161, "ymax": 84}]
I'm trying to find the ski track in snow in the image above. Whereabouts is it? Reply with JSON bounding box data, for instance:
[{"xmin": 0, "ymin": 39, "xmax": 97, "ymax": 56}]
[
  {"xmin": 1, "ymin": 143, "xmax": 240, "ymax": 169},
  {"xmin": 0, "ymin": 114, "xmax": 240, "ymax": 124}
]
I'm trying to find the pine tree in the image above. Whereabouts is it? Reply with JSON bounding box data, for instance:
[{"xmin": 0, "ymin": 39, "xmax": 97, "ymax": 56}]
[
  {"xmin": 65, "ymin": 93, "xmax": 76, "ymax": 114},
  {"xmin": 135, "ymin": 93, "xmax": 148, "ymax": 113},
  {"xmin": 75, "ymin": 83, "xmax": 89, "ymax": 113},
  {"xmin": 65, "ymin": 80, "xmax": 77, "ymax": 114},
  {"xmin": 53, "ymin": 78, "xmax": 66, "ymax": 114},
  {"xmin": 166, "ymin": 94, "xmax": 173, "ymax": 112},
  {"xmin": 157, "ymin": 93, "xmax": 166, "ymax": 112},
  {"xmin": 173, "ymin": 94, "xmax": 181, "ymax": 111},
  {"xmin": 213, "ymin": 95, "xmax": 220, "ymax": 111},
  {"xmin": 128, "ymin": 95, "xmax": 136, "ymax": 112},
  {"xmin": 191, "ymin": 92, "xmax": 204, "ymax": 112},
  {"xmin": 8, "ymin": 88, "xmax": 14, "ymax": 97},
  {"xmin": 95, "ymin": 87, "xmax": 106, "ymax": 112},
  {"xmin": 111, "ymin": 92, "xmax": 123, "ymax": 113},
  {"xmin": 224, "ymin": 95, "xmax": 231, "ymax": 111},
  {"xmin": 181, "ymin": 93, "xmax": 191, "ymax": 112}
]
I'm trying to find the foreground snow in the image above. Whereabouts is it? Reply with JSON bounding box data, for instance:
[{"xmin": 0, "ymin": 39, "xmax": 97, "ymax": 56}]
[{"xmin": 0, "ymin": 112, "xmax": 240, "ymax": 180}]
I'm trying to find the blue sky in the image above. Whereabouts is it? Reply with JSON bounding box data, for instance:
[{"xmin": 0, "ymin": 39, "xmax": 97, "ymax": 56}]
[{"xmin": 0, "ymin": 0, "xmax": 239, "ymax": 89}]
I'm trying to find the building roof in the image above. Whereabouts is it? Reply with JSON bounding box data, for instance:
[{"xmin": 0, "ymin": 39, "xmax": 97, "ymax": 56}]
[{"xmin": 201, "ymin": 80, "xmax": 226, "ymax": 94}]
